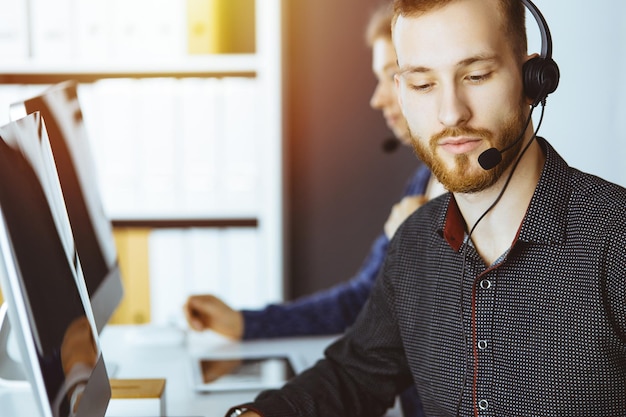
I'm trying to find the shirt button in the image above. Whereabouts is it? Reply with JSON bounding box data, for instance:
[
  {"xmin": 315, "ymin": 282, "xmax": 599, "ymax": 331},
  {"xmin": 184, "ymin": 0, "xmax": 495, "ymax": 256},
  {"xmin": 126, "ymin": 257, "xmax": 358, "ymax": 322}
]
[
  {"xmin": 478, "ymin": 399, "xmax": 489, "ymax": 410},
  {"xmin": 478, "ymin": 340, "xmax": 488, "ymax": 350},
  {"xmin": 480, "ymin": 279, "xmax": 492, "ymax": 289}
]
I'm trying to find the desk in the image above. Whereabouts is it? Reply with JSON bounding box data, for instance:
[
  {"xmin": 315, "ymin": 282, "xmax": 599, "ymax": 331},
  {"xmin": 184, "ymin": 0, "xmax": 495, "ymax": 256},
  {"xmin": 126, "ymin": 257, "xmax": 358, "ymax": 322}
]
[
  {"xmin": 0, "ymin": 324, "xmax": 403, "ymax": 416},
  {"xmin": 102, "ymin": 324, "xmax": 340, "ymax": 417}
]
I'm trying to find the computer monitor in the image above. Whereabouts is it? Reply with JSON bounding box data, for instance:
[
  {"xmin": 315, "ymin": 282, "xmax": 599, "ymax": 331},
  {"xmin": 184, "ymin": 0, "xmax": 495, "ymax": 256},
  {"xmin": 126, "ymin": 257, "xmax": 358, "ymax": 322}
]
[
  {"xmin": 0, "ymin": 112, "xmax": 110, "ymax": 417},
  {"xmin": 10, "ymin": 80, "xmax": 124, "ymax": 333}
]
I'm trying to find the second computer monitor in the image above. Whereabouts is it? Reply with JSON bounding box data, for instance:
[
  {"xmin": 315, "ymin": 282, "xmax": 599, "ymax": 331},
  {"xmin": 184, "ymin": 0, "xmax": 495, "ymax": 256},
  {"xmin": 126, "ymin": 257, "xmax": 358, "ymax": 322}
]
[
  {"xmin": 0, "ymin": 112, "xmax": 110, "ymax": 417},
  {"xmin": 10, "ymin": 80, "xmax": 124, "ymax": 333}
]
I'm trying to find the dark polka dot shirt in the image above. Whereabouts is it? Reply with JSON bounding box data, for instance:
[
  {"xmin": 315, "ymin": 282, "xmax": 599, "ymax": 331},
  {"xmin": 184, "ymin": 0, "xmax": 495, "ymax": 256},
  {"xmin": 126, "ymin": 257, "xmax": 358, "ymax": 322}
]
[{"xmin": 237, "ymin": 138, "xmax": 626, "ymax": 417}]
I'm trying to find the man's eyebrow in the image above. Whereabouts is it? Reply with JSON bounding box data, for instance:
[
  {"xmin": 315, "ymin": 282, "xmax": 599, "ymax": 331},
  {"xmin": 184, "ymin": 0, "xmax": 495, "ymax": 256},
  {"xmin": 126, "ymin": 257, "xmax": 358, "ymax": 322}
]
[
  {"xmin": 457, "ymin": 54, "xmax": 499, "ymax": 67},
  {"xmin": 397, "ymin": 54, "xmax": 499, "ymax": 76},
  {"xmin": 396, "ymin": 65, "xmax": 430, "ymax": 76}
]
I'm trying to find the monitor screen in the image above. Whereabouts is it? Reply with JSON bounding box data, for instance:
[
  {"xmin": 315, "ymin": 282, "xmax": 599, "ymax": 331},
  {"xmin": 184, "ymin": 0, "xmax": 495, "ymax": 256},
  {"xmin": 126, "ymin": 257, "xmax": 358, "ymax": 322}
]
[
  {"xmin": 0, "ymin": 112, "xmax": 110, "ymax": 417},
  {"xmin": 10, "ymin": 80, "xmax": 123, "ymax": 333}
]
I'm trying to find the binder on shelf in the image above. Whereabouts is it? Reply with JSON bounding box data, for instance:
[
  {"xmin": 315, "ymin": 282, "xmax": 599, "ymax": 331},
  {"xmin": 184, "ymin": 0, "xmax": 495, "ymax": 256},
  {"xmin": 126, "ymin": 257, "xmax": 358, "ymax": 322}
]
[
  {"xmin": 221, "ymin": 228, "xmax": 263, "ymax": 308},
  {"xmin": 217, "ymin": 77, "xmax": 261, "ymax": 212},
  {"xmin": 210, "ymin": 0, "xmax": 256, "ymax": 54},
  {"xmin": 0, "ymin": 0, "xmax": 29, "ymax": 61},
  {"xmin": 180, "ymin": 77, "xmax": 220, "ymax": 212},
  {"xmin": 148, "ymin": 229, "xmax": 187, "ymax": 325},
  {"xmin": 186, "ymin": 0, "xmax": 256, "ymax": 55},
  {"xmin": 186, "ymin": 0, "xmax": 213, "ymax": 55},
  {"xmin": 30, "ymin": 0, "xmax": 74, "ymax": 61},
  {"xmin": 82, "ymin": 79, "xmax": 142, "ymax": 216},
  {"xmin": 109, "ymin": 0, "xmax": 145, "ymax": 59},
  {"xmin": 74, "ymin": 0, "xmax": 112, "ymax": 62},
  {"xmin": 109, "ymin": 0, "xmax": 185, "ymax": 61},
  {"xmin": 138, "ymin": 0, "xmax": 186, "ymax": 59},
  {"xmin": 111, "ymin": 228, "xmax": 151, "ymax": 325},
  {"xmin": 135, "ymin": 78, "xmax": 181, "ymax": 213},
  {"xmin": 186, "ymin": 229, "xmax": 222, "ymax": 295}
]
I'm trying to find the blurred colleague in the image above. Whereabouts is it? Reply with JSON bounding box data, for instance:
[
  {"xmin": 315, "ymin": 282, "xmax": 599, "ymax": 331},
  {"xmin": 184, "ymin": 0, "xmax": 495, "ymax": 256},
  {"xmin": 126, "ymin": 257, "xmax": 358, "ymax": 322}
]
[
  {"xmin": 223, "ymin": 0, "xmax": 626, "ymax": 415},
  {"xmin": 184, "ymin": 3, "xmax": 442, "ymax": 417}
]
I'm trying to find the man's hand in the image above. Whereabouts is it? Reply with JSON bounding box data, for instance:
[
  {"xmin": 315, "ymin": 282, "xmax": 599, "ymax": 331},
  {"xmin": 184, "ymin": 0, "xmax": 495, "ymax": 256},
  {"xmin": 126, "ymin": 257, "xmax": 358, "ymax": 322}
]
[
  {"xmin": 183, "ymin": 294, "xmax": 244, "ymax": 340},
  {"xmin": 384, "ymin": 195, "xmax": 428, "ymax": 239}
]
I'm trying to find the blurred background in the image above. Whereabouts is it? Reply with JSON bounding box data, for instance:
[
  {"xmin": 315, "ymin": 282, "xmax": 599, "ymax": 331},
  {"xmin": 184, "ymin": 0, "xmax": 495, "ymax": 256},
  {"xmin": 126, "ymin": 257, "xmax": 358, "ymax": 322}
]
[{"xmin": 0, "ymin": 0, "xmax": 623, "ymax": 324}]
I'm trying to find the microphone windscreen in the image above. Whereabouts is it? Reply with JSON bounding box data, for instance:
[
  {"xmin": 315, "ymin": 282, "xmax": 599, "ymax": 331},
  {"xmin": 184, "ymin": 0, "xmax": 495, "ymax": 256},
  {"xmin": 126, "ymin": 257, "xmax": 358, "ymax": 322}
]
[
  {"xmin": 382, "ymin": 137, "xmax": 400, "ymax": 153},
  {"xmin": 478, "ymin": 148, "xmax": 502, "ymax": 170}
]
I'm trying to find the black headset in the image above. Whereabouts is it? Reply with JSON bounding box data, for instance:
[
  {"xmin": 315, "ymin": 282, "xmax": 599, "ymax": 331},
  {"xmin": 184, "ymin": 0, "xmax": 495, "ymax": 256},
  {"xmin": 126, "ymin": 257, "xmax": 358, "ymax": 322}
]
[
  {"xmin": 521, "ymin": 0, "xmax": 560, "ymax": 106},
  {"xmin": 477, "ymin": 0, "xmax": 560, "ymax": 171}
]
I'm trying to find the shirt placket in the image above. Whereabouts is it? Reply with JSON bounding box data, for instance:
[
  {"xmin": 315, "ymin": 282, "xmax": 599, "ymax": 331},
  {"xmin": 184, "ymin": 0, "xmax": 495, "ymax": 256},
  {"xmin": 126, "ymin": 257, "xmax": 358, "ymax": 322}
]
[
  {"xmin": 473, "ymin": 269, "xmax": 495, "ymax": 416},
  {"xmin": 461, "ymin": 243, "xmax": 496, "ymax": 417}
]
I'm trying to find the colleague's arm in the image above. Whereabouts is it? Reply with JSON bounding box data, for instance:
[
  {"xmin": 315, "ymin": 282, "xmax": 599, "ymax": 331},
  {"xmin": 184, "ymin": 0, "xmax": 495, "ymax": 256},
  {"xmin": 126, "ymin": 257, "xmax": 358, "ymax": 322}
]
[
  {"xmin": 240, "ymin": 230, "xmax": 390, "ymax": 338},
  {"xmin": 185, "ymin": 166, "xmax": 433, "ymax": 340},
  {"xmin": 240, "ymin": 167, "xmax": 433, "ymax": 339},
  {"xmin": 184, "ymin": 232, "xmax": 389, "ymax": 339}
]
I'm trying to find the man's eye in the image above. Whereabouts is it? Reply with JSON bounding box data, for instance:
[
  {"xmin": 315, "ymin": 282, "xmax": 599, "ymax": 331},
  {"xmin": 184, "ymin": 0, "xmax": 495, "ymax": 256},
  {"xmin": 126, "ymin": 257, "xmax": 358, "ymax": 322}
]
[
  {"xmin": 467, "ymin": 72, "xmax": 492, "ymax": 83},
  {"xmin": 410, "ymin": 83, "xmax": 432, "ymax": 92}
]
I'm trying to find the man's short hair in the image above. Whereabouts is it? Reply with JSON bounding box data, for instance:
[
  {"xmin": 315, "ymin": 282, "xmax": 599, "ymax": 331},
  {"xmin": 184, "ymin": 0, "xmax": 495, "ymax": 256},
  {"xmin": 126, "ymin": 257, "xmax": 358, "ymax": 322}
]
[{"xmin": 392, "ymin": 0, "xmax": 528, "ymax": 60}]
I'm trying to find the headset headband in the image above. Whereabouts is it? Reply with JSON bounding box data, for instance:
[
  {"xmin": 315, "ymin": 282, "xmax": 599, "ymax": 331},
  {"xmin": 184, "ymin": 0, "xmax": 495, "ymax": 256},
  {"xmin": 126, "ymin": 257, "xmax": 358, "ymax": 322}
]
[{"xmin": 521, "ymin": 0, "xmax": 552, "ymax": 59}]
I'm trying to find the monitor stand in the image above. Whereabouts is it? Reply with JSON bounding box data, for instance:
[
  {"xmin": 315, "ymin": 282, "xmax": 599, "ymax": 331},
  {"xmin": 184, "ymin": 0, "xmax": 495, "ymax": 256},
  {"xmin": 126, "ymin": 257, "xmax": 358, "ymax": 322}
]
[{"xmin": 0, "ymin": 302, "xmax": 29, "ymax": 388}]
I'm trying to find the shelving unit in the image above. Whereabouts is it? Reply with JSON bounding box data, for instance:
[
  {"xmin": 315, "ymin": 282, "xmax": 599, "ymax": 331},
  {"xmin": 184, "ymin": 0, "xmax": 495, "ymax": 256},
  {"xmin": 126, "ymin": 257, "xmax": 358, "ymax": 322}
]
[
  {"xmin": 0, "ymin": 0, "xmax": 284, "ymax": 324},
  {"xmin": 0, "ymin": 55, "xmax": 258, "ymax": 83}
]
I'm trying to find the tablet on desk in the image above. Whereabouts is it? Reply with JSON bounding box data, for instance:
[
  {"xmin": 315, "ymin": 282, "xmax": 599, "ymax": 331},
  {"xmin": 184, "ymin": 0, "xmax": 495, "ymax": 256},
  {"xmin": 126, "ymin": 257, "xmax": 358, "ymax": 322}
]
[{"xmin": 190, "ymin": 355, "xmax": 296, "ymax": 392}]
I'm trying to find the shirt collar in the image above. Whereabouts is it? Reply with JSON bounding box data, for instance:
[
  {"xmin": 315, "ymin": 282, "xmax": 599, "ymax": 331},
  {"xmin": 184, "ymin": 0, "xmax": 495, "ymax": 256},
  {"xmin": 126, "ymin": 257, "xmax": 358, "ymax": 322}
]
[{"xmin": 438, "ymin": 137, "xmax": 570, "ymax": 251}]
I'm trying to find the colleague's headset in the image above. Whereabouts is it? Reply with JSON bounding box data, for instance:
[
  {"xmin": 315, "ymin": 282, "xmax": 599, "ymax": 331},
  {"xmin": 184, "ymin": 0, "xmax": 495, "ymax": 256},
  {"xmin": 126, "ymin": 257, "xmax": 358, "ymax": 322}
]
[{"xmin": 478, "ymin": 0, "xmax": 560, "ymax": 170}]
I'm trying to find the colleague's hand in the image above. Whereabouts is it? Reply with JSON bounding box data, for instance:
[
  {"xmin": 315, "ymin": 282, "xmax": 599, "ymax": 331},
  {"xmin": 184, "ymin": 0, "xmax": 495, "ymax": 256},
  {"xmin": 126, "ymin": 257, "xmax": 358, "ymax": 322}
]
[
  {"xmin": 61, "ymin": 316, "xmax": 98, "ymax": 375},
  {"xmin": 183, "ymin": 294, "xmax": 244, "ymax": 340},
  {"xmin": 384, "ymin": 195, "xmax": 428, "ymax": 239}
]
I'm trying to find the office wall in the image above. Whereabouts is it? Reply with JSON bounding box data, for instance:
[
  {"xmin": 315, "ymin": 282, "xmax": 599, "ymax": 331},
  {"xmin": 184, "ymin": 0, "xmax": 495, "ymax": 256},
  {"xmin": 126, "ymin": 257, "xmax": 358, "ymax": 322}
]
[
  {"xmin": 284, "ymin": 0, "xmax": 626, "ymax": 299},
  {"xmin": 284, "ymin": 0, "xmax": 419, "ymax": 298},
  {"xmin": 527, "ymin": 0, "xmax": 626, "ymax": 187}
]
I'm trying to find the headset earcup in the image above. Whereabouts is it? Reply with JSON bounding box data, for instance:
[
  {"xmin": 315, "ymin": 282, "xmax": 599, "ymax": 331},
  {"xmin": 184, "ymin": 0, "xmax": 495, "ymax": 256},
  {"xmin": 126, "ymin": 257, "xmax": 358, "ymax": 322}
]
[{"xmin": 523, "ymin": 56, "xmax": 560, "ymax": 105}]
